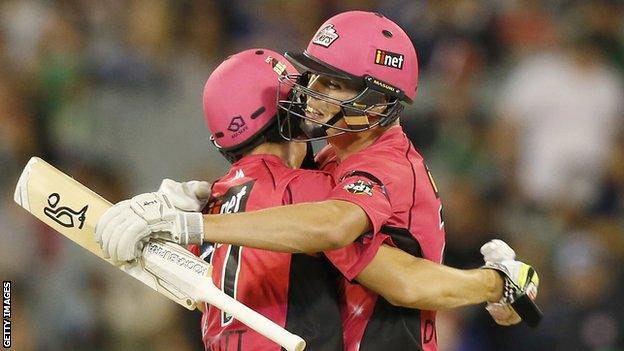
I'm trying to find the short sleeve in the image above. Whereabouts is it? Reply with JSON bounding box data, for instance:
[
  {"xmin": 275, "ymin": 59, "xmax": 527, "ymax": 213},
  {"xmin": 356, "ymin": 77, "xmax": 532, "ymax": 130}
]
[
  {"xmin": 324, "ymin": 167, "xmax": 393, "ymax": 280},
  {"xmin": 324, "ymin": 232, "xmax": 390, "ymax": 281},
  {"xmin": 328, "ymin": 171, "xmax": 392, "ymax": 236}
]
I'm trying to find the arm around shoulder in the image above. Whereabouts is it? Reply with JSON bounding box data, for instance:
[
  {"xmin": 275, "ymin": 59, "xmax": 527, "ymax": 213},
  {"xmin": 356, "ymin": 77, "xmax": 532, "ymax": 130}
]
[{"xmin": 201, "ymin": 199, "xmax": 371, "ymax": 252}]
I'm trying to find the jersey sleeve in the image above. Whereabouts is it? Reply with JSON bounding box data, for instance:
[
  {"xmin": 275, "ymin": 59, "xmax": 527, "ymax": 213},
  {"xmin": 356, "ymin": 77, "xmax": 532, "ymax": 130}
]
[
  {"xmin": 324, "ymin": 160, "xmax": 393, "ymax": 280},
  {"xmin": 328, "ymin": 170, "xmax": 391, "ymax": 236},
  {"xmin": 324, "ymin": 232, "xmax": 390, "ymax": 281}
]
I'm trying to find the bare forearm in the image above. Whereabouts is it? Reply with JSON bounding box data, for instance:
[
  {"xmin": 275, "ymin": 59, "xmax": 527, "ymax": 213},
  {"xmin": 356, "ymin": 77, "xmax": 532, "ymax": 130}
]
[
  {"xmin": 202, "ymin": 200, "xmax": 370, "ymax": 253},
  {"xmin": 356, "ymin": 245, "xmax": 503, "ymax": 310},
  {"xmin": 400, "ymin": 264, "xmax": 503, "ymax": 310}
]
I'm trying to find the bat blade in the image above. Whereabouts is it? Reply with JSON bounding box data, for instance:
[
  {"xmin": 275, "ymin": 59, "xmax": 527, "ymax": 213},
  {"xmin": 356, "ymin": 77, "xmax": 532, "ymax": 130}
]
[
  {"xmin": 14, "ymin": 157, "xmax": 199, "ymax": 309},
  {"xmin": 14, "ymin": 157, "xmax": 306, "ymax": 350},
  {"xmin": 14, "ymin": 157, "xmax": 109, "ymax": 257}
]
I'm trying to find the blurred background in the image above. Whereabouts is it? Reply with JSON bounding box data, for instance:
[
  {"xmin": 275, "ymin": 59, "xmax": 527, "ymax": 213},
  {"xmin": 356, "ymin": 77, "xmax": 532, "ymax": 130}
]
[{"xmin": 1, "ymin": 0, "xmax": 623, "ymax": 350}]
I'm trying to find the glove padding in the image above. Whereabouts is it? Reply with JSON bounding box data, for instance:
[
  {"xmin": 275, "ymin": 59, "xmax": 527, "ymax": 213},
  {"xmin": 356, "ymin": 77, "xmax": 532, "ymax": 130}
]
[
  {"xmin": 481, "ymin": 239, "xmax": 516, "ymax": 262},
  {"xmin": 158, "ymin": 178, "xmax": 211, "ymax": 212},
  {"xmin": 483, "ymin": 259, "xmax": 540, "ymax": 326},
  {"xmin": 94, "ymin": 192, "xmax": 204, "ymax": 263},
  {"xmin": 480, "ymin": 239, "xmax": 540, "ymax": 326}
]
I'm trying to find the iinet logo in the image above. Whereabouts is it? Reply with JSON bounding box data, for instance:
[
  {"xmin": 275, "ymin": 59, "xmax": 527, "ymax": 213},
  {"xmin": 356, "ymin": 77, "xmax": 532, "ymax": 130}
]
[{"xmin": 374, "ymin": 49, "xmax": 404, "ymax": 69}]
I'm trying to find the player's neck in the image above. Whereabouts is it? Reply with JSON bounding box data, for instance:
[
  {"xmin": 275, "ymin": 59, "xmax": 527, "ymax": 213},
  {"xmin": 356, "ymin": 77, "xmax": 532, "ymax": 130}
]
[
  {"xmin": 247, "ymin": 143, "xmax": 300, "ymax": 168},
  {"xmin": 329, "ymin": 123, "xmax": 396, "ymax": 161}
]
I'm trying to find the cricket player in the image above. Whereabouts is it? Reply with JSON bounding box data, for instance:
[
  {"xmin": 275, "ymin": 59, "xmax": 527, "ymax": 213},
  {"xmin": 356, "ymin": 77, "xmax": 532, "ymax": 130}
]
[
  {"xmin": 162, "ymin": 48, "xmax": 344, "ymax": 351},
  {"xmin": 96, "ymin": 11, "xmax": 539, "ymax": 351}
]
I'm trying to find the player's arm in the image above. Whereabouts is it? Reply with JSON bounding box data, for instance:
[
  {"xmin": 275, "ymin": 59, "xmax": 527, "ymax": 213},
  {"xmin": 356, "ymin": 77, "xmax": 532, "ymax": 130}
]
[
  {"xmin": 202, "ymin": 199, "xmax": 370, "ymax": 252},
  {"xmin": 355, "ymin": 244, "xmax": 503, "ymax": 309},
  {"xmin": 353, "ymin": 240, "xmax": 542, "ymax": 327},
  {"xmin": 95, "ymin": 192, "xmax": 371, "ymax": 262}
]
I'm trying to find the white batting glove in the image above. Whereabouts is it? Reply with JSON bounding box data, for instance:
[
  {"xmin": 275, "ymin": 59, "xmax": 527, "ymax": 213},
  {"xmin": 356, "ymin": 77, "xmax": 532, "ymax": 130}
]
[
  {"xmin": 480, "ymin": 239, "xmax": 539, "ymax": 326},
  {"xmin": 94, "ymin": 192, "xmax": 204, "ymax": 262},
  {"xmin": 158, "ymin": 178, "xmax": 212, "ymax": 212},
  {"xmin": 480, "ymin": 239, "xmax": 515, "ymax": 262}
]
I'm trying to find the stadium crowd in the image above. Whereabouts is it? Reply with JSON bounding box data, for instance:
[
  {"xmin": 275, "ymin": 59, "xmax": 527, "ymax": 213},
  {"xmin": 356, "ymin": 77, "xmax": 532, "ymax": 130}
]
[{"xmin": 1, "ymin": 0, "xmax": 623, "ymax": 350}]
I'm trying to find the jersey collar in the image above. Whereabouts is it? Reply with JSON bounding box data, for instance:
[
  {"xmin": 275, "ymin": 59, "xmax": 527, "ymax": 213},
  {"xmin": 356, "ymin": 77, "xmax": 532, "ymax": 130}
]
[{"xmin": 232, "ymin": 154, "xmax": 286, "ymax": 167}]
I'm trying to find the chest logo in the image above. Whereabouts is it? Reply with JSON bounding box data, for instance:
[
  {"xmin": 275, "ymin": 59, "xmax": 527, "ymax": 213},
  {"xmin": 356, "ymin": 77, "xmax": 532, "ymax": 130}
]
[{"xmin": 207, "ymin": 180, "xmax": 255, "ymax": 214}]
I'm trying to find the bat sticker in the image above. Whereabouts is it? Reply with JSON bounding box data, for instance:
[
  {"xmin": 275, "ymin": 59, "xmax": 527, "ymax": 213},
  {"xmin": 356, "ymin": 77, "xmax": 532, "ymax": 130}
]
[{"xmin": 43, "ymin": 193, "xmax": 88, "ymax": 229}]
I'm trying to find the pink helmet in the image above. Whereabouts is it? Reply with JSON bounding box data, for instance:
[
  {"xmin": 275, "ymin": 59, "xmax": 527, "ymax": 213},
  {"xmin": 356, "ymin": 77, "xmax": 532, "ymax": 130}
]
[
  {"xmin": 203, "ymin": 49, "xmax": 296, "ymax": 159},
  {"xmin": 277, "ymin": 11, "xmax": 419, "ymax": 140}
]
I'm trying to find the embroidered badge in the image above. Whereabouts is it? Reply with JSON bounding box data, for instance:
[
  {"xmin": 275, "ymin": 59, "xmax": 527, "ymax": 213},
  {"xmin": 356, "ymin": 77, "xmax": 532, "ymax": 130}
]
[
  {"xmin": 344, "ymin": 180, "xmax": 374, "ymax": 196},
  {"xmin": 312, "ymin": 24, "xmax": 339, "ymax": 47}
]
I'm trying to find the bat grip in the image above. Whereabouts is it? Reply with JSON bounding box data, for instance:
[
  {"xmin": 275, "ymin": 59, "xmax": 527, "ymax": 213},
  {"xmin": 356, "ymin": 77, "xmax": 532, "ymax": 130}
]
[
  {"xmin": 197, "ymin": 283, "xmax": 306, "ymax": 351},
  {"xmin": 512, "ymin": 293, "xmax": 543, "ymax": 328}
]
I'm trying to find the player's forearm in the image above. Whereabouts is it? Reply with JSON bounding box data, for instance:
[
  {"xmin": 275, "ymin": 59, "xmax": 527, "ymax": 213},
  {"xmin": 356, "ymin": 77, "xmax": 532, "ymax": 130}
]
[
  {"xmin": 356, "ymin": 245, "xmax": 503, "ymax": 310},
  {"xmin": 400, "ymin": 265, "xmax": 503, "ymax": 310},
  {"xmin": 202, "ymin": 200, "xmax": 369, "ymax": 253}
]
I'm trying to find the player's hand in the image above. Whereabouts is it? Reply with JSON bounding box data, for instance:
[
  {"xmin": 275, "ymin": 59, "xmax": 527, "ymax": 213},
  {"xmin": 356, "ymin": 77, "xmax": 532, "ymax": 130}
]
[
  {"xmin": 158, "ymin": 178, "xmax": 212, "ymax": 212},
  {"xmin": 480, "ymin": 239, "xmax": 516, "ymax": 262},
  {"xmin": 95, "ymin": 192, "xmax": 204, "ymax": 262},
  {"xmin": 480, "ymin": 240, "xmax": 539, "ymax": 326}
]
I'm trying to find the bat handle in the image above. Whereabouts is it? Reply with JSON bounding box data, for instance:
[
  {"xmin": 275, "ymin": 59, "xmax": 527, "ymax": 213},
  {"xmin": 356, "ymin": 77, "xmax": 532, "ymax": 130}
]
[
  {"xmin": 512, "ymin": 293, "xmax": 543, "ymax": 328},
  {"xmin": 197, "ymin": 283, "xmax": 306, "ymax": 351}
]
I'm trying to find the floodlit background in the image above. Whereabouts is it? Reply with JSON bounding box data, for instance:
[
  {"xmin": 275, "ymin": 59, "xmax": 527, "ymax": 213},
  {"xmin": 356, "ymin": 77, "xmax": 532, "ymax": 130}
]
[{"xmin": 1, "ymin": 0, "xmax": 623, "ymax": 350}]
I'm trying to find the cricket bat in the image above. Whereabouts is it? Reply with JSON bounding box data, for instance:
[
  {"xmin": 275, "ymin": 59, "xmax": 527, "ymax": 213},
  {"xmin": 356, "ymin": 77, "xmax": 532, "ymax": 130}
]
[{"xmin": 14, "ymin": 157, "xmax": 306, "ymax": 351}]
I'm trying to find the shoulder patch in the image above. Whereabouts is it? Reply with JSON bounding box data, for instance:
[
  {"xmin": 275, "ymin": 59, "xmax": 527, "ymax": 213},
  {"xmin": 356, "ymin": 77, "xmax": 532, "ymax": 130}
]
[{"xmin": 343, "ymin": 180, "xmax": 374, "ymax": 196}]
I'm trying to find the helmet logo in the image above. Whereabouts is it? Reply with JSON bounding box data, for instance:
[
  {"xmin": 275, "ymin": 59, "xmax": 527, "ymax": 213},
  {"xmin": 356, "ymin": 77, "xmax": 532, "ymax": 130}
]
[
  {"xmin": 312, "ymin": 24, "xmax": 339, "ymax": 48},
  {"xmin": 265, "ymin": 56, "xmax": 288, "ymax": 76},
  {"xmin": 227, "ymin": 116, "xmax": 248, "ymax": 136},
  {"xmin": 374, "ymin": 49, "xmax": 404, "ymax": 69}
]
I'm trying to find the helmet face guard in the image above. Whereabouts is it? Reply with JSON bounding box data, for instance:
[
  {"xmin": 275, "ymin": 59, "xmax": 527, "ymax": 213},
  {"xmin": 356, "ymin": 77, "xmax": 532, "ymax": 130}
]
[
  {"xmin": 276, "ymin": 11, "xmax": 420, "ymax": 142},
  {"xmin": 277, "ymin": 73, "xmax": 405, "ymax": 141}
]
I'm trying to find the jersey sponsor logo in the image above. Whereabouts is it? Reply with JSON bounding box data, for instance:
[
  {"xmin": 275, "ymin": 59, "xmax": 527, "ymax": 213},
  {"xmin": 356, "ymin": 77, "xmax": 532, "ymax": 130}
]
[
  {"xmin": 206, "ymin": 181, "xmax": 255, "ymax": 326},
  {"xmin": 206, "ymin": 181, "xmax": 255, "ymax": 215},
  {"xmin": 312, "ymin": 24, "xmax": 339, "ymax": 47},
  {"xmin": 374, "ymin": 49, "xmax": 404, "ymax": 69},
  {"xmin": 43, "ymin": 193, "xmax": 88, "ymax": 229},
  {"xmin": 343, "ymin": 179, "xmax": 374, "ymax": 196}
]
